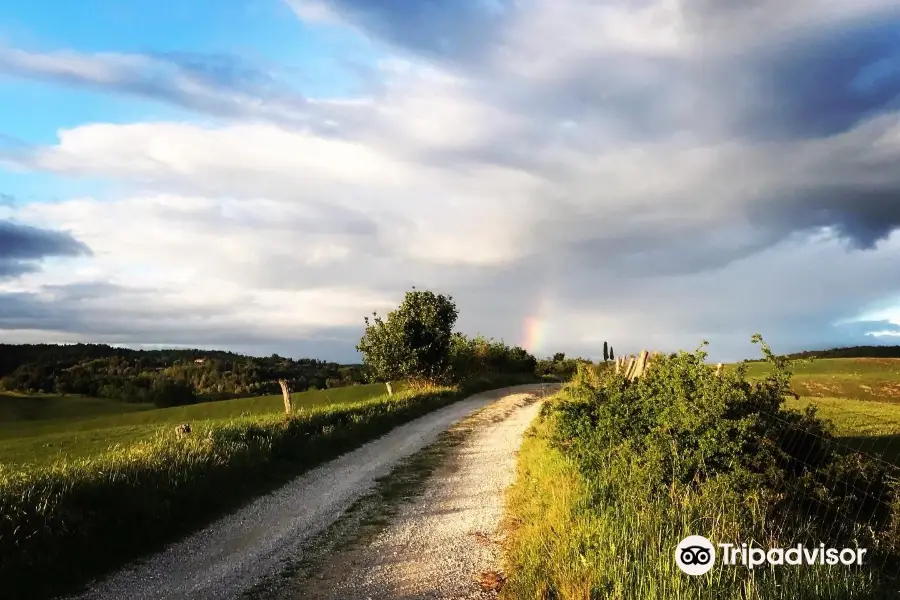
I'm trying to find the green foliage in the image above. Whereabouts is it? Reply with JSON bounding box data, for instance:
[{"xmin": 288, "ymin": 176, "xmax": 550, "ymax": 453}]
[
  {"xmin": 149, "ymin": 377, "xmax": 197, "ymax": 408},
  {"xmin": 356, "ymin": 288, "xmax": 458, "ymax": 384},
  {"xmin": 504, "ymin": 337, "xmax": 900, "ymax": 599},
  {"xmin": 535, "ymin": 353, "xmax": 589, "ymax": 381},
  {"xmin": 603, "ymin": 341, "xmax": 609, "ymax": 362},
  {"xmin": 448, "ymin": 333, "xmax": 537, "ymax": 381},
  {"xmin": 0, "ymin": 343, "xmax": 367, "ymax": 407}
]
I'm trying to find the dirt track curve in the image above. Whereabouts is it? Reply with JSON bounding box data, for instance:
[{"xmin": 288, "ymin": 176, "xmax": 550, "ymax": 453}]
[{"xmin": 71, "ymin": 383, "xmax": 552, "ymax": 600}]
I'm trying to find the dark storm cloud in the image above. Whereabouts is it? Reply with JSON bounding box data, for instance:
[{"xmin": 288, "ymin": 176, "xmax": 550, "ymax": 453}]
[
  {"xmin": 0, "ymin": 291, "xmax": 73, "ymax": 329},
  {"xmin": 723, "ymin": 16, "xmax": 900, "ymax": 141},
  {"xmin": 308, "ymin": 0, "xmax": 515, "ymax": 65},
  {"xmin": 749, "ymin": 185, "xmax": 900, "ymax": 250},
  {"xmin": 0, "ymin": 220, "xmax": 90, "ymax": 278}
]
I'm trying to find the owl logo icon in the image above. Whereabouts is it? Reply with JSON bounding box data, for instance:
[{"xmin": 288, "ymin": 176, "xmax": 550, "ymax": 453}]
[{"xmin": 676, "ymin": 535, "xmax": 716, "ymax": 575}]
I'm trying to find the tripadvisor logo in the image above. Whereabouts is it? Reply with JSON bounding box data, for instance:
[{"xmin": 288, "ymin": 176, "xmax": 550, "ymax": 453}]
[
  {"xmin": 676, "ymin": 535, "xmax": 716, "ymax": 575},
  {"xmin": 675, "ymin": 535, "xmax": 868, "ymax": 576}
]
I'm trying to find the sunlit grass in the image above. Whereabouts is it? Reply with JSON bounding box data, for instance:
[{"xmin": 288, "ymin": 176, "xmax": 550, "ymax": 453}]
[
  {"xmin": 740, "ymin": 358, "xmax": 900, "ymax": 403},
  {"xmin": 0, "ymin": 383, "xmax": 399, "ymax": 468}
]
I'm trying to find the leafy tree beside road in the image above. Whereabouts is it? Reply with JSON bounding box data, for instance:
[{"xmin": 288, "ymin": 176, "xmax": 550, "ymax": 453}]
[
  {"xmin": 357, "ymin": 288, "xmax": 539, "ymax": 385},
  {"xmin": 357, "ymin": 288, "xmax": 459, "ymax": 385}
]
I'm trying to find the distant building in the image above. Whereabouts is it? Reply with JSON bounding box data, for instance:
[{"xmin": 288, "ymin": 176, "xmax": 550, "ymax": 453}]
[{"xmin": 194, "ymin": 358, "xmax": 207, "ymax": 364}]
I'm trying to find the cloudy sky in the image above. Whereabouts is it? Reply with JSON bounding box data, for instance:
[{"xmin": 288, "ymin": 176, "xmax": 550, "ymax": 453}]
[{"xmin": 1, "ymin": 0, "xmax": 900, "ymax": 362}]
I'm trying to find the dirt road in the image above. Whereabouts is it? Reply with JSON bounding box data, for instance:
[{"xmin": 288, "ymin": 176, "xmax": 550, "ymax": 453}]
[
  {"xmin": 277, "ymin": 390, "xmax": 547, "ymax": 600},
  {"xmin": 72, "ymin": 384, "xmax": 551, "ymax": 600}
]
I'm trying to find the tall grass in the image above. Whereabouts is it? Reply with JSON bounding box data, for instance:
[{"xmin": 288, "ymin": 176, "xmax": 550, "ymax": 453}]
[
  {"xmin": 0, "ymin": 375, "xmax": 535, "ymax": 600},
  {"xmin": 502, "ymin": 346, "xmax": 898, "ymax": 599},
  {"xmin": 503, "ymin": 422, "xmax": 884, "ymax": 599}
]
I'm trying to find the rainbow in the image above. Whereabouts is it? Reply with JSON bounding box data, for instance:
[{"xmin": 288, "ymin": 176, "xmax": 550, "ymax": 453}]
[
  {"xmin": 520, "ymin": 288, "xmax": 555, "ymax": 354},
  {"xmin": 521, "ymin": 315, "xmax": 544, "ymax": 354}
]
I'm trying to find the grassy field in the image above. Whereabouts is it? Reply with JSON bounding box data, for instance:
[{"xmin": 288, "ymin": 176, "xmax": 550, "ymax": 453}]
[
  {"xmin": 742, "ymin": 357, "xmax": 900, "ymax": 403},
  {"xmin": 744, "ymin": 357, "xmax": 900, "ymax": 465},
  {"xmin": 1, "ymin": 374, "xmax": 537, "ymax": 600},
  {"xmin": 0, "ymin": 383, "xmax": 397, "ymax": 467}
]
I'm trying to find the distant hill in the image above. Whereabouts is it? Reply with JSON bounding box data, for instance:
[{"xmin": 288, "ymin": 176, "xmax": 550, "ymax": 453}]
[
  {"xmin": 742, "ymin": 345, "xmax": 900, "ymax": 362},
  {"xmin": 0, "ymin": 343, "xmax": 366, "ymax": 406},
  {"xmin": 784, "ymin": 346, "xmax": 900, "ymax": 359}
]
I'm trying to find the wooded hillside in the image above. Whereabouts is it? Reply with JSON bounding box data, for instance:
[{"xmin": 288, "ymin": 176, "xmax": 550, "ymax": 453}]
[{"xmin": 0, "ymin": 344, "xmax": 365, "ymax": 406}]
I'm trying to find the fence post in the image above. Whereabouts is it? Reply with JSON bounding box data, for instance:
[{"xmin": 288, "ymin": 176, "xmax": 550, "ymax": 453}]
[
  {"xmin": 278, "ymin": 379, "xmax": 293, "ymax": 414},
  {"xmin": 625, "ymin": 357, "xmax": 636, "ymax": 380},
  {"xmin": 633, "ymin": 350, "xmax": 649, "ymax": 380},
  {"xmin": 385, "ymin": 381, "xmax": 394, "ymax": 396}
]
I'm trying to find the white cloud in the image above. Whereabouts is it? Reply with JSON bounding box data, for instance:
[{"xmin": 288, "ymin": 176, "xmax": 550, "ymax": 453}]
[{"xmin": 285, "ymin": 0, "xmax": 342, "ymax": 24}]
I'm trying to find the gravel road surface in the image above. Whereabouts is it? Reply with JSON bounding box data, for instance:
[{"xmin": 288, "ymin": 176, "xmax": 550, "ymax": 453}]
[
  {"xmin": 70, "ymin": 384, "xmax": 548, "ymax": 600},
  {"xmin": 282, "ymin": 389, "xmax": 547, "ymax": 600}
]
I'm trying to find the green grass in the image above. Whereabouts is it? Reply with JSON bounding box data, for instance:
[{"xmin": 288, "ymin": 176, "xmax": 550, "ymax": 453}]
[
  {"xmin": 740, "ymin": 357, "xmax": 900, "ymax": 466},
  {"xmin": 0, "ymin": 383, "xmax": 397, "ymax": 468},
  {"xmin": 785, "ymin": 396, "xmax": 900, "ymax": 466},
  {"xmin": 0, "ymin": 392, "xmax": 153, "ymax": 422},
  {"xmin": 0, "ymin": 374, "xmax": 537, "ymax": 600},
  {"xmin": 740, "ymin": 357, "xmax": 900, "ymax": 403}
]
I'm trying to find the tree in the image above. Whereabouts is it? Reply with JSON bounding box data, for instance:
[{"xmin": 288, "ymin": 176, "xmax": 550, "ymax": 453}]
[
  {"xmin": 149, "ymin": 377, "xmax": 197, "ymax": 408},
  {"xmin": 603, "ymin": 341, "xmax": 609, "ymax": 363},
  {"xmin": 610, "ymin": 346, "xmax": 615, "ymax": 361},
  {"xmin": 356, "ymin": 288, "xmax": 458, "ymax": 385}
]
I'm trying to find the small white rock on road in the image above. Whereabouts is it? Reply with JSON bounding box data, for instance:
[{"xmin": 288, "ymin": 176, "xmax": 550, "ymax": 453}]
[
  {"xmin": 289, "ymin": 390, "xmax": 546, "ymax": 600},
  {"xmin": 69, "ymin": 384, "xmax": 549, "ymax": 600}
]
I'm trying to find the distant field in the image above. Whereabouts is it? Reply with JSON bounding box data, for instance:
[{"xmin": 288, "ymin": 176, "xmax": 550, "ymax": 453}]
[
  {"xmin": 0, "ymin": 383, "xmax": 396, "ymax": 467},
  {"xmin": 740, "ymin": 358, "xmax": 900, "ymax": 465},
  {"xmin": 740, "ymin": 357, "xmax": 900, "ymax": 403}
]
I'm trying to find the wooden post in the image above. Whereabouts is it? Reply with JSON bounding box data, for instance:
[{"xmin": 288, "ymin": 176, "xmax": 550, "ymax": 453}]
[
  {"xmin": 278, "ymin": 379, "xmax": 293, "ymax": 414},
  {"xmin": 385, "ymin": 381, "xmax": 393, "ymax": 396},
  {"xmin": 624, "ymin": 357, "xmax": 636, "ymax": 380},
  {"xmin": 634, "ymin": 350, "xmax": 649, "ymax": 380}
]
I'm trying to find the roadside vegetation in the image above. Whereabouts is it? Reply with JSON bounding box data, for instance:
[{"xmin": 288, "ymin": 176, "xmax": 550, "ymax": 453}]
[
  {"xmin": 503, "ymin": 339, "xmax": 900, "ymax": 599},
  {"xmin": 1, "ymin": 287, "xmax": 545, "ymax": 600}
]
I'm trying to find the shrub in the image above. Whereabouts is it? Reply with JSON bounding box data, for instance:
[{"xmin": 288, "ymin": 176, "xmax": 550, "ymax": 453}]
[{"xmin": 504, "ymin": 338, "xmax": 899, "ymax": 599}]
